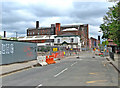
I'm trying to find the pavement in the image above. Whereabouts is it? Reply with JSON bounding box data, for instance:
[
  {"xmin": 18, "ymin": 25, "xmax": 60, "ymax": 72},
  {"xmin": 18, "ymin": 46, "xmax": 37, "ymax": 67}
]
[
  {"xmin": 0, "ymin": 60, "xmax": 38, "ymax": 76},
  {"xmin": 1, "ymin": 51, "xmax": 118, "ymax": 86},
  {"xmin": 104, "ymin": 53, "xmax": 120, "ymax": 72}
]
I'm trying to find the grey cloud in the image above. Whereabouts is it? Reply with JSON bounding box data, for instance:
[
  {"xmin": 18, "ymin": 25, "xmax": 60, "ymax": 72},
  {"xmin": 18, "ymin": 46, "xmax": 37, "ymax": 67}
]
[
  {"xmin": 71, "ymin": 2, "xmax": 108, "ymax": 19},
  {"xmin": 1, "ymin": 1, "xmax": 114, "ymax": 37},
  {"xmin": 3, "ymin": 21, "xmax": 33, "ymax": 34}
]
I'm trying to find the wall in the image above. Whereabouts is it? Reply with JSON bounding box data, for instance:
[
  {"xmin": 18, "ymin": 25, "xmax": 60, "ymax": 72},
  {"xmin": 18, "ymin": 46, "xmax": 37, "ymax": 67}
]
[{"xmin": 0, "ymin": 40, "xmax": 37, "ymax": 65}]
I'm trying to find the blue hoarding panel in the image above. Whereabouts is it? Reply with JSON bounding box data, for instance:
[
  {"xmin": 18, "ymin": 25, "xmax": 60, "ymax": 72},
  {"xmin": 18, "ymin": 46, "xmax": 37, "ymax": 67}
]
[{"xmin": 0, "ymin": 40, "xmax": 37, "ymax": 65}]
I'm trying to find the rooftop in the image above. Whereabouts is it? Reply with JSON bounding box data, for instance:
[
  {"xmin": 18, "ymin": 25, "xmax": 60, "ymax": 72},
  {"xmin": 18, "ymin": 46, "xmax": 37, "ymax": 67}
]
[{"xmin": 62, "ymin": 28, "xmax": 78, "ymax": 31}]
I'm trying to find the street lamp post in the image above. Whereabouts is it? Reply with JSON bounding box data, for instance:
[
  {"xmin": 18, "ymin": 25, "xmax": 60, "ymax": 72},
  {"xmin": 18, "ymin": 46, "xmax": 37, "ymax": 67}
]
[
  {"xmin": 49, "ymin": 30, "xmax": 51, "ymax": 55},
  {"xmin": 14, "ymin": 31, "xmax": 17, "ymax": 40},
  {"xmin": 16, "ymin": 32, "xmax": 17, "ymax": 40}
]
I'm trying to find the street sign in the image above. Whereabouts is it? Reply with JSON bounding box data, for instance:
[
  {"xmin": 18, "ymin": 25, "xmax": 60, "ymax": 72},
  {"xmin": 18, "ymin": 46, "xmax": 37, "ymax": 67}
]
[
  {"xmin": 53, "ymin": 48, "xmax": 57, "ymax": 52},
  {"xmin": 64, "ymin": 52, "xmax": 65, "ymax": 55}
]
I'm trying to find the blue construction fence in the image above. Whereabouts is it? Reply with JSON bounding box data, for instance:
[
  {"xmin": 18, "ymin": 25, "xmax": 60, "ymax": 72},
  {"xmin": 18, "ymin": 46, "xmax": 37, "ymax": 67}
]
[{"xmin": 0, "ymin": 40, "xmax": 37, "ymax": 65}]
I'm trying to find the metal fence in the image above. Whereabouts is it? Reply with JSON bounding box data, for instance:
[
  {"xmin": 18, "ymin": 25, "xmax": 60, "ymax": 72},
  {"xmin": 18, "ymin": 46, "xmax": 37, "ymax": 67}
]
[
  {"xmin": 0, "ymin": 40, "xmax": 37, "ymax": 65},
  {"xmin": 109, "ymin": 52, "xmax": 114, "ymax": 61}
]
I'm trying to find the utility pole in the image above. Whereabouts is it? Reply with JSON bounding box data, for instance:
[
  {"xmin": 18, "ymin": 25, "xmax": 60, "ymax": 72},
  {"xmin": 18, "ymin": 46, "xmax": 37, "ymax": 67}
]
[
  {"xmin": 14, "ymin": 31, "xmax": 17, "ymax": 40},
  {"xmin": 16, "ymin": 32, "xmax": 17, "ymax": 40}
]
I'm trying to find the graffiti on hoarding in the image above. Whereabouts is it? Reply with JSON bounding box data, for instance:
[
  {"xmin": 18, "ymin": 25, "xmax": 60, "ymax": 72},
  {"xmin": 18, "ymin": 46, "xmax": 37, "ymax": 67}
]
[
  {"xmin": 24, "ymin": 46, "xmax": 31, "ymax": 52},
  {"xmin": 27, "ymin": 52, "xmax": 33, "ymax": 57},
  {"xmin": 24, "ymin": 46, "xmax": 33, "ymax": 57},
  {"xmin": 1, "ymin": 44, "xmax": 14, "ymax": 55}
]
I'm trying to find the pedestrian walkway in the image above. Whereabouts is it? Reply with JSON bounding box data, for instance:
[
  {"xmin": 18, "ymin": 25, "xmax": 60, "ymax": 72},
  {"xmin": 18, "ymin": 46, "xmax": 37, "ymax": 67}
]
[
  {"xmin": 104, "ymin": 53, "xmax": 119, "ymax": 72},
  {"xmin": 0, "ymin": 60, "xmax": 38, "ymax": 76}
]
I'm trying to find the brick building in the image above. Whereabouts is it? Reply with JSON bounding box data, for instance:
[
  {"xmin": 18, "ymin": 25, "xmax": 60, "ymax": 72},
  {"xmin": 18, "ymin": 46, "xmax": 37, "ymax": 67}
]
[
  {"xmin": 89, "ymin": 37, "xmax": 100, "ymax": 49},
  {"xmin": 26, "ymin": 21, "xmax": 89, "ymax": 48}
]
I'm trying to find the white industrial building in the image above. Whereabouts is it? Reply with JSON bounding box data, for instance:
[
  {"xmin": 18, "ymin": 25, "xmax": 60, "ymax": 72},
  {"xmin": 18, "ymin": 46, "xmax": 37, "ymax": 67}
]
[
  {"xmin": 18, "ymin": 35, "xmax": 56, "ymax": 46},
  {"xmin": 54, "ymin": 33, "xmax": 81, "ymax": 50}
]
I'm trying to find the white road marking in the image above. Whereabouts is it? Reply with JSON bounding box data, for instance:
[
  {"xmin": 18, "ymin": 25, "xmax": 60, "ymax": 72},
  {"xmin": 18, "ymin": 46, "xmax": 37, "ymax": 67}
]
[
  {"xmin": 71, "ymin": 62, "xmax": 77, "ymax": 66},
  {"xmin": 36, "ymin": 84, "xmax": 42, "ymax": 88},
  {"xmin": 54, "ymin": 68, "xmax": 68, "ymax": 77}
]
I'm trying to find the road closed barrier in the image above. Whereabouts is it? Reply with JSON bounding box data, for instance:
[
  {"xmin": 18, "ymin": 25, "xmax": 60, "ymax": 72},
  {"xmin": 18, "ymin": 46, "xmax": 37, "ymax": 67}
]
[
  {"xmin": 46, "ymin": 55, "xmax": 56, "ymax": 64},
  {"xmin": 37, "ymin": 56, "xmax": 47, "ymax": 66}
]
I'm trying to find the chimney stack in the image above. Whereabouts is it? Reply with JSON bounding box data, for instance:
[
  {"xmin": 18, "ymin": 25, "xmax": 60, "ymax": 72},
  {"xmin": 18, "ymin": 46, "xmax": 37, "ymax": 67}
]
[
  {"xmin": 98, "ymin": 36, "xmax": 100, "ymax": 41},
  {"xmin": 36, "ymin": 21, "xmax": 39, "ymax": 29},
  {"xmin": 4, "ymin": 31, "xmax": 6, "ymax": 37}
]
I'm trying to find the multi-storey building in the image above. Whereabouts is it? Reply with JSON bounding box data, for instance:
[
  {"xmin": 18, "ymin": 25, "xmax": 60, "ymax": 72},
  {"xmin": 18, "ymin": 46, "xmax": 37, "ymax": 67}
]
[{"xmin": 26, "ymin": 21, "xmax": 89, "ymax": 48}]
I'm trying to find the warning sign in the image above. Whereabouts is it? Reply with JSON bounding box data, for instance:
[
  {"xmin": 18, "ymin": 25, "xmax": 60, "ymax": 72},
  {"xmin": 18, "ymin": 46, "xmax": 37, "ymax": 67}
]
[
  {"xmin": 53, "ymin": 48, "xmax": 58, "ymax": 52},
  {"xmin": 64, "ymin": 52, "xmax": 65, "ymax": 55}
]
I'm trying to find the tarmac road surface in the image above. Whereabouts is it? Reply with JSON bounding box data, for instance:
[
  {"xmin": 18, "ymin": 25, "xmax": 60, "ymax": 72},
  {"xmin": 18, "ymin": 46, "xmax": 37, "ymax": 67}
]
[{"xmin": 2, "ymin": 51, "xmax": 118, "ymax": 86}]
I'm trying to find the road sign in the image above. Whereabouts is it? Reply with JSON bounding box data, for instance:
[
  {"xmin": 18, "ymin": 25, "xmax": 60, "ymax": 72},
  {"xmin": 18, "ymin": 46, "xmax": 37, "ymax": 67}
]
[
  {"xmin": 64, "ymin": 52, "xmax": 65, "ymax": 55},
  {"xmin": 53, "ymin": 48, "xmax": 57, "ymax": 52}
]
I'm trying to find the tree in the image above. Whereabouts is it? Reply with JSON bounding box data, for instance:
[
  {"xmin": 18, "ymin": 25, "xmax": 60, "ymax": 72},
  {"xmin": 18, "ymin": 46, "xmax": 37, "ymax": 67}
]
[
  {"xmin": 102, "ymin": 41, "xmax": 109, "ymax": 46},
  {"xmin": 100, "ymin": 1, "xmax": 120, "ymax": 46},
  {"xmin": 0, "ymin": 36, "xmax": 2, "ymax": 39}
]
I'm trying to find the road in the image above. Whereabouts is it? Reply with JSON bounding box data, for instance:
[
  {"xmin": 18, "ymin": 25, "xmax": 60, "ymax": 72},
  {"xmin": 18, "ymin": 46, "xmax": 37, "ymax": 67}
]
[{"xmin": 2, "ymin": 51, "xmax": 118, "ymax": 87}]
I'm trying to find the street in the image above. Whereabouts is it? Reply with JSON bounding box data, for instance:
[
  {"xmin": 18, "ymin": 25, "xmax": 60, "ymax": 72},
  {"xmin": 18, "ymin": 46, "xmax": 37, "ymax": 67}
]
[{"xmin": 2, "ymin": 51, "xmax": 118, "ymax": 87}]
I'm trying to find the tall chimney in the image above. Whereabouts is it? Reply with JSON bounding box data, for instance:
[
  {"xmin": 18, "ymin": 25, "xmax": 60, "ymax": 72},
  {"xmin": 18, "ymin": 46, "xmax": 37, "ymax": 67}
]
[
  {"xmin": 36, "ymin": 21, "xmax": 39, "ymax": 29},
  {"xmin": 4, "ymin": 31, "xmax": 6, "ymax": 37},
  {"xmin": 98, "ymin": 36, "xmax": 100, "ymax": 41}
]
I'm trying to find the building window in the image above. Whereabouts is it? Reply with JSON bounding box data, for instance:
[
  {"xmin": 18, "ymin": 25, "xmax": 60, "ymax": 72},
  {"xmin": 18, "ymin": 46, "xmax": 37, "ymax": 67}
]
[
  {"xmin": 40, "ymin": 30, "xmax": 42, "ymax": 34},
  {"xmin": 71, "ymin": 38, "xmax": 74, "ymax": 43},
  {"xmin": 45, "ymin": 30, "xmax": 47, "ymax": 34},
  {"xmin": 38, "ymin": 32, "xmax": 39, "ymax": 35},
  {"xmin": 33, "ymin": 32, "xmax": 34, "ymax": 35},
  {"xmin": 47, "ymin": 31, "xmax": 49, "ymax": 34},
  {"xmin": 47, "ymin": 31, "xmax": 50, "ymax": 34},
  {"xmin": 57, "ymin": 39, "xmax": 60, "ymax": 43}
]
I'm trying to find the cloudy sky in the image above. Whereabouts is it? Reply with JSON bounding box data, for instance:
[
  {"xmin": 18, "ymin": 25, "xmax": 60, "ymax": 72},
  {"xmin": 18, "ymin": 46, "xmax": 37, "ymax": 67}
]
[{"xmin": 0, "ymin": 0, "xmax": 117, "ymax": 39}]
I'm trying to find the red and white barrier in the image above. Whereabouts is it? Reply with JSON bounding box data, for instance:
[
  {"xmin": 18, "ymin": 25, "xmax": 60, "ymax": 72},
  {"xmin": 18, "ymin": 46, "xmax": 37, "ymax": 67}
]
[{"xmin": 37, "ymin": 56, "xmax": 48, "ymax": 66}]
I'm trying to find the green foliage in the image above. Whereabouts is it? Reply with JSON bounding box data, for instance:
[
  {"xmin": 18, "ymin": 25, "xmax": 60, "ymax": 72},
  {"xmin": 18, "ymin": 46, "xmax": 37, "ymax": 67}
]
[
  {"xmin": 102, "ymin": 41, "xmax": 109, "ymax": 46},
  {"xmin": 0, "ymin": 36, "xmax": 2, "ymax": 39},
  {"xmin": 10, "ymin": 37, "xmax": 17, "ymax": 40},
  {"xmin": 100, "ymin": 1, "xmax": 120, "ymax": 46},
  {"xmin": 98, "ymin": 43, "xmax": 100, "ymax": 46}
]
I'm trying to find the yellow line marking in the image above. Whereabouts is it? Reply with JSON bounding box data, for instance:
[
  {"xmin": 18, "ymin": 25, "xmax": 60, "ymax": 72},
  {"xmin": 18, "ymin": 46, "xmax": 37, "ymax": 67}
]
[
  {"xmin": 86, "ymin": 80, "xmax": 107, "ymax": 84},
  {"xmin": 86, "ymin": 81, "xmax": 96, "ymax": 83},
  {"xmin": 89, "ymin": 73, "xmax": 97, "ymax": 75}
]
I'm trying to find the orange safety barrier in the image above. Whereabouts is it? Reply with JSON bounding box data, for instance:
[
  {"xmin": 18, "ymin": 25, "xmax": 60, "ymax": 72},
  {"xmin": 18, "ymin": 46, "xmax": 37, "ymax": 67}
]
[
  {"xmin": 107, "ymin": 50, "xmax": 109, "ymax": 52},
  {"xmin": 98, "ymin": 49, "xmax": 100, "ymax": 51},
  {"xmin": 51, "ymin": 51, "xmax": 65, "ymax": 60},
  {"xmin": 49, "ymin": 55, "xmax": 54, "ymax": 58},
  {"xmin": 46, "ymin": 56, "xmax": 56, "ymax": 64},
  {"xmin": 52, "ymin": 53, "xmax": 56, "ymax": 58}
]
